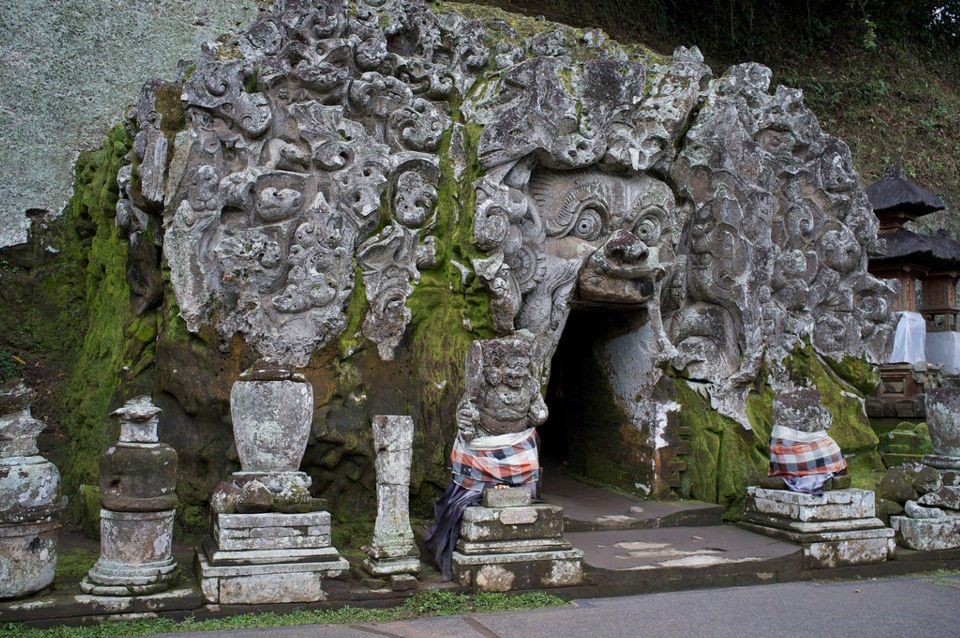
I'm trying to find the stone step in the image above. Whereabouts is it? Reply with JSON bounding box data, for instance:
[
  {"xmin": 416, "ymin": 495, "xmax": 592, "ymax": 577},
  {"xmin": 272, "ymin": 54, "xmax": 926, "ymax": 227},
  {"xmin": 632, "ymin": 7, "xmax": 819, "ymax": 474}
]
[
  {"xmin": 539, "ymin": 470, "xmax": 723, "ymax": 532},
  {"xmin": 566, "ymin": 525, "xmax": 801, "ymax": 585}
]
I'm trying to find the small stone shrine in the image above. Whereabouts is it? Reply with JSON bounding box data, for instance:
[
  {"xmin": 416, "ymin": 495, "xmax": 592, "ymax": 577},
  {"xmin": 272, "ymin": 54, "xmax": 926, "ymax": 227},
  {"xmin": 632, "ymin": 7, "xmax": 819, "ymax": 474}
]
[
  {"xmin": 364, "ymin": 415, "xmax": 420, "ymax": 589},
  {"xmin": 739, "ymin": 385, "xmax": 895, "ymax": 568},
  {"xmin": 866, "ymin": 166, "xmax": 956, "ymax": 419},
  {"xmin": 0, "ymin": 380, "xmax": 64, "ymax": 599},
  {"xmin": 890, "ymin": 386, "xmax": 960, "ymax": 549},
  {"xmin": 81, "ymin": 396, "xmax": 179, "ymax": 595},
  {"xmin": 196, "ymin": 360, "xmax": 348, "ymax": 604},
  {"xmin": 451, "ymin": 487, "xmax": 583, "ymax": 592}
]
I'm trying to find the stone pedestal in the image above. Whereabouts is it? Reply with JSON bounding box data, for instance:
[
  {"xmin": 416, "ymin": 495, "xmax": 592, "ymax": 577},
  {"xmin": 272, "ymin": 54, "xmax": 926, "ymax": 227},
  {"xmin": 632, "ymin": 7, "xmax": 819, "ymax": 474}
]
[
  {"xmin": 196, "ymin": 363, "xmax": 348, "ymax": 604},
  {"xmin": 81, "ymin": 510, "xmax": 178, "ymax": 595},
  {"xmin": 452, "ymin": 488, "xmax": 583, "ymax": 592},
  {"xmin": 888, "ymin": 388, "xmax": 960, "ymax": 550},
  {"xmin": 739, "ymin": 487, "xmax": 895, "ymax": 569},
  {"xmin": 364, "ymin": 416, "xmax": 419, "ymax": 582},
  {"xmin": 197, "ymin": 511, "xmax": 348, "ymax": 604},
  {"xmin": 82, "ymin": 397, "xmax": 179, "ymax": 595},
  {"xmin": 0, "ymin": 381, "xmax": 65, "ymax": 600}
]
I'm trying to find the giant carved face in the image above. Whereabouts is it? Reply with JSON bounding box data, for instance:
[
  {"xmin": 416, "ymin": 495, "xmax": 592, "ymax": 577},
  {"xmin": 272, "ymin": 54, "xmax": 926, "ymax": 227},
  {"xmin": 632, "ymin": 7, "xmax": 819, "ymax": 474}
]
[{"xmin": 527, "ymin": 169, "xmax": 678, "ymax": 306}]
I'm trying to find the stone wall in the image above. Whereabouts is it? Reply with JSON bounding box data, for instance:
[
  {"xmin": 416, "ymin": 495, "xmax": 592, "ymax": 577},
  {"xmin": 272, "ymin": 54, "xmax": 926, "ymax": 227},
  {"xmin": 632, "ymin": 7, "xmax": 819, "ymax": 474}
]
[{"xmin": 0, "ymin": 0, "xmax": 264, "ymax": 249}]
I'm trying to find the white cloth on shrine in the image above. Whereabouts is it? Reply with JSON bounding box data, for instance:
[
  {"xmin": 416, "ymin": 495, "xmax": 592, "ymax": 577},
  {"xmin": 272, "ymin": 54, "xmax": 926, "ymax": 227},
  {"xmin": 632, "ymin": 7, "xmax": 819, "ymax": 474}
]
[
  {"xmin": 925, "ymin": 331, "xmax": 960, "ymax": 374},
  {"xmin": 889, "ymin": 311, "xmax": 927, "ymax": 365}
]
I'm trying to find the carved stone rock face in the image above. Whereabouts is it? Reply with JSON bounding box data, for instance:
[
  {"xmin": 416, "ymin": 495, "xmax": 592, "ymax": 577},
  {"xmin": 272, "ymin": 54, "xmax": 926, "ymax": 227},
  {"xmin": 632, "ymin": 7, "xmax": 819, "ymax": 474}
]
[
  {"xmin": 527, "ymin": 170, "xmax": 677, "ymax": 307},
  {"xmin": 119, "ymin": 0, "xmax": 895, "ymax": 439}
]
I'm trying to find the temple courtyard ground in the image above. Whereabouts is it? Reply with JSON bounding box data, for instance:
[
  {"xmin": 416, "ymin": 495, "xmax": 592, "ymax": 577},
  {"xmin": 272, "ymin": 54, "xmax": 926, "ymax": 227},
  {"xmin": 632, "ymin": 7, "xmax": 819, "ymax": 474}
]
[{"xmin": 154, "ymin": 574, "xmax": 960, "ymax": 638}]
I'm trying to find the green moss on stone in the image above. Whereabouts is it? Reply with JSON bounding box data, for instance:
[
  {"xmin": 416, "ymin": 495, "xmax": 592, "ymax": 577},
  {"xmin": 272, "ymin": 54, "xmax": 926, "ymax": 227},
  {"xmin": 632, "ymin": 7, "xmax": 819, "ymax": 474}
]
[
  {"xmin": 823, "ymin": 353, "xmax": 880, "ymax": 395},
  {"xmin": 50, "ymin": 126, "xmax": 137, "ymax": 517},
  {"xmin": 783, "ymin": 343, "xmax": 881, "ymax": 462},
  {"xmin": 674, "ymin": 379, "xmax": 771, "ymax": 519}
]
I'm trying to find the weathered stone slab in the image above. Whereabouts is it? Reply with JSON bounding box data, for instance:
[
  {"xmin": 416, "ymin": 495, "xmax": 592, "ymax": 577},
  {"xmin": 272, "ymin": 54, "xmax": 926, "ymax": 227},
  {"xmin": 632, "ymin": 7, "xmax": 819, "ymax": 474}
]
[
  {"xmin": 740, "ymin": 512, "xmax": 887, "ymax": 534},
  {"xmin": 452, "ymin": 549, "xmax": 584, "ymax": 592},
  {"xmin": 217, "ymin": 571, "xmax": 324, "ymax": 605},
  {"xmin": 460, "ymin": 504, "xmax": 563, "ymax": 542},
  {"xmin": 202, "ymin": 536, "xmax": 342, "ymax": 565},
  {"xmin": 738, "ymin": 521, "xmax": 895, "ymax": 569},
  {"xmin": 363, "ymin": 556, "xmax": 421, "ymax": 577},
  {"xmin": 216, "ymin": 511, "xmax": 330, "ymax": 529},
  {"xmin": 918, "ymin": 486, "xmax": 960, "ymax": 510},
  {"xmin": 924, "ymin": 454, "xmax": 960, "ymax": 471},
  {"xmin": 215, "ymin": 532, "xmax": 332, "ymax": 552},
  {"xmin": 891, "ymin": 514, "xmax": 960, "ymax": 550},
  {"xmin": 457, "ymin": 537, "xmax": 573, "ymax": 556},
  {"xmin": 482, "ymin": 487, "xmax": 533, "ymax": 508},
  {"xmin": 746, "ymin": 488, "xmax": 875, "ymax": 521},
  {"xmin": 195, "ymin": 547, "xmax": 349, "ymax": 580}
]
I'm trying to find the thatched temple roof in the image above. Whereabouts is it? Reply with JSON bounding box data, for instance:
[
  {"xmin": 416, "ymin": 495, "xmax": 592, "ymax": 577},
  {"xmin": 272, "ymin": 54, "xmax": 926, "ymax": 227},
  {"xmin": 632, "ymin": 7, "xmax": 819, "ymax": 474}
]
[
  {"xmin": 873, "ymin": 228, "xmax": 960, "ymax": 270},
  {"xmin": 866, "ymin": 165, "xmax": 946, "ymax": 216}
]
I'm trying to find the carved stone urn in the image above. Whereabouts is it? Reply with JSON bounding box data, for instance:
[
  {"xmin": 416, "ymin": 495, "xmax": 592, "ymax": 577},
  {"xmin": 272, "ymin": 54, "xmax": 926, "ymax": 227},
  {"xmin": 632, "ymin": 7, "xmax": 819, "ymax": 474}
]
[
  {"xmin": 0, "ymin": 380, "xmax": 65, "ymax": 599},
  {"xmin": 230, "ymin": 360, "xmax": 313, "ymax": 476},
  {"xmin": 924, "ymin": 387, "xmax": 960, "ymax": 469}
]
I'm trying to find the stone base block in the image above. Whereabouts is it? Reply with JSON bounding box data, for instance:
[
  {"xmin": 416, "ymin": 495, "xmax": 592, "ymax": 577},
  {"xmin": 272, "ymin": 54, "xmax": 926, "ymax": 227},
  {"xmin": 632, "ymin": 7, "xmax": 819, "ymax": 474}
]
[
  {"xmin": 81, "ymin": 509, "xmax": 178, "ymax": 596},
  {"xmin": 195, "ymin": 545, "xmax": 349, "ymax": 604},
  {"xmin": 80, "ymin": 557, "xmax": 179, "ymax": 595},
  {"xmin": 213, "ymin": 511, "xmax": 331, "ymax": 552},
  {"xmin": 745, "ymin": 487, "xmax": 876, "ymax": 522},
  {"xmin": 741, "ymin": 512, "xmax": 887, "ymax": 534},
  {"xmin": 202, "ymin": 536, "xmax": 343, "ymax": 566},
  {"xmin": 891, "ymin": 515, "xmax": 960, "ymax": 550},
  {"xmin": 229, "ymin": 470, "xmax": 312, "ymax": 494},
  {"xmin": 452, "ymin": 548, "xmax": 583, "ymax": 592},
  {"xmin": 460, "ymin": 504, "xmax": 564, "ymax": 542},
  {"xmin": 0, "ymin": 518, "xmax": 59, "ymax": 599},
  {"xmin": 363, "ymin": 555, "xmax": 421, "ymax": 577},
  {"xmin": 390, "ymin": 574, "xmax": 418, "ymax": 591},
  {"xmin": 482, "ymin": 487, "xmax": 532, "ymax": 508},
  {"xmin": 738, "ymin": 521, "xmax": 895, "ymax": 569},
  {"xmin": 457, "ymin": 537, "xmax": 573, "ymax": 555},
  {"xmin": 924, "ymin": 454, "xmax": 960, "ymax": 471}
]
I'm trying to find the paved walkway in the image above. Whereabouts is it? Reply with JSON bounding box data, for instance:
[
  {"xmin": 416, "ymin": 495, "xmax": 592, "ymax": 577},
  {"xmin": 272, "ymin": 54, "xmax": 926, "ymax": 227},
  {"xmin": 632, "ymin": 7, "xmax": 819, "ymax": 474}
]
[{"xmin": 153, "ymin": 574, "xmax": 960, "ymax": 638}]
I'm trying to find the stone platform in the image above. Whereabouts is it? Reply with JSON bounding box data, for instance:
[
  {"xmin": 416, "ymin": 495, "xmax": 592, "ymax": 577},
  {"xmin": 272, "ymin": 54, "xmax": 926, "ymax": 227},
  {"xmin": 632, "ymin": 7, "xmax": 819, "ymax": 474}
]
[
  {"xmin": 196, "ymin": 511, "xmax": 348, "ymax": 604},
  {"xmin": 540, "ymin": 468, "xmax": 723, "ymax": 531},
  {"xmin": 738, "ymin": 487, "xmax": 895, "ymax": 569},
  {"xmin": 452, "ymin": 491, "xmax": 583, "ymax": 592}
]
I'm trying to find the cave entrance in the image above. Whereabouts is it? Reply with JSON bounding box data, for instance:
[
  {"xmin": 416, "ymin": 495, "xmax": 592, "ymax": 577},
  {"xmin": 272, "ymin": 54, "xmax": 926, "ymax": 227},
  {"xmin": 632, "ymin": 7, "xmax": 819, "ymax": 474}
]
[{"xmin": 540, "ymin": 306, "xmax": 656, "ymax": 498}]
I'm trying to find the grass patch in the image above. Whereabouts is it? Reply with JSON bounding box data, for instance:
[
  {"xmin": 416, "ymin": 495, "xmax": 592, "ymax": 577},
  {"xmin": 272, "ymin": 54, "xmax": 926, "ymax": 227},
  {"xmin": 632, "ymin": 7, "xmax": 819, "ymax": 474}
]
[
  {"xmin": 53, "ymin": 547, "xmax": 98, "ymax": 586},
  {"xmin": 0, "ymin": 589, "xmax": 566, "ymax": 638}
]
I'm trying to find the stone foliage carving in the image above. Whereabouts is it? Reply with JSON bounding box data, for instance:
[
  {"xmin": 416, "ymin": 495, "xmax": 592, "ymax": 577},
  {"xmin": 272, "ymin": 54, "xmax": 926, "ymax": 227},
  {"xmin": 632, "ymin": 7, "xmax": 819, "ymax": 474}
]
[{"xmin": 121, "ymin": 0, "xmax": 894, "ymax": 427}]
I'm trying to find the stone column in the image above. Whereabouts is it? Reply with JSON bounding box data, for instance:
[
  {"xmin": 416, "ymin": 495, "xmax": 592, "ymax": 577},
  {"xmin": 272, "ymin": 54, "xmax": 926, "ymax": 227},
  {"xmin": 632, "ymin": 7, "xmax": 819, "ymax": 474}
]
[
  {"xmin": 364, "ymin": 415, "xmax": 419, "ymax": 584},
  {"xmin": 81, "ymin": 396, "xmax": 179, "ymax": 595},
  {"xmin": 0, "ymin": 380, "xmax": 65, "ymax": 599}
]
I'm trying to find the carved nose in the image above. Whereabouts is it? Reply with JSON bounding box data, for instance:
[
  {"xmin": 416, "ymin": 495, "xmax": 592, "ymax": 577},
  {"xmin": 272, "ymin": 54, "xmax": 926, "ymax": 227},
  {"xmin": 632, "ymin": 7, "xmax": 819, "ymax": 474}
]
[{"xmin": 604, "ymin": 230, "xmax": 648, "ymax": 263}]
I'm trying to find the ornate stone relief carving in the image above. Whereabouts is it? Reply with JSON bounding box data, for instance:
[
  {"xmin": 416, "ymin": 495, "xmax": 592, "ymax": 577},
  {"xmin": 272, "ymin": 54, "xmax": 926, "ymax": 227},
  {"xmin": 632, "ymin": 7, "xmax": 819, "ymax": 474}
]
[{"xmin": 120, "ymin": 0, "xmax": 894, "ymax": 428}]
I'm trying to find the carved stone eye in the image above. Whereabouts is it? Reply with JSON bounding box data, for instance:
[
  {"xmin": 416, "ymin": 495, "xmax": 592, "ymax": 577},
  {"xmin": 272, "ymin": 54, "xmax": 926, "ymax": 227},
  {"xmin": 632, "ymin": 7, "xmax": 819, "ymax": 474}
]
[
  {"xmin": 573, "ymin": 208, "xmax": 603, "ymax": 240},
  {"xmin": 635, "ymin": 213, "xmax": 662, "ymax": 245}
]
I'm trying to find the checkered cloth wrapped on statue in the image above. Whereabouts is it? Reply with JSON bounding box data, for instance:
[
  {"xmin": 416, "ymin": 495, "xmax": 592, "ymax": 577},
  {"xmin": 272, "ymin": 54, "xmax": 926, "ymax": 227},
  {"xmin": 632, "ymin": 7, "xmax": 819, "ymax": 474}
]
[
  {"xmin": 769, "ymin": 424, "xmax": 847, "ymax": 478},
  {"xmin": 450, "ymin": 428, "xmax": 540, "ymax": 492}
]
